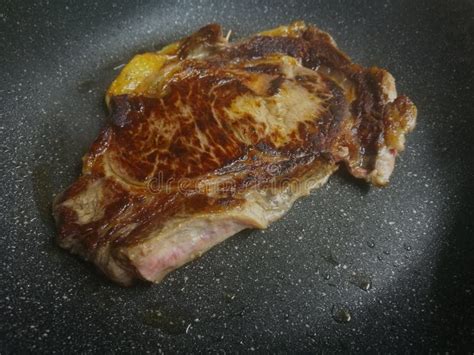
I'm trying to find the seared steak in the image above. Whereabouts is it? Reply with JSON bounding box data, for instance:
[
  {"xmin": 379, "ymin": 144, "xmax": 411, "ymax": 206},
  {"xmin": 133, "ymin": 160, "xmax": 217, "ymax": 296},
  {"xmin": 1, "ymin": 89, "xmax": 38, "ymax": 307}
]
[{"xmin": 53, "ymin": 22, "xmax": 417, "ymax": 285}]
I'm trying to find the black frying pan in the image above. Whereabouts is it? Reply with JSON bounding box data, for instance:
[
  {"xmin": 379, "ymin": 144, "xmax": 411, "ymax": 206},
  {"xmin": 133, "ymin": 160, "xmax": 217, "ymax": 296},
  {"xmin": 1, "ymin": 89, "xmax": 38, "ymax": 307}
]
[{"xmin": 1, "ymin": 0, "xmax": 473, "ymax": 352}]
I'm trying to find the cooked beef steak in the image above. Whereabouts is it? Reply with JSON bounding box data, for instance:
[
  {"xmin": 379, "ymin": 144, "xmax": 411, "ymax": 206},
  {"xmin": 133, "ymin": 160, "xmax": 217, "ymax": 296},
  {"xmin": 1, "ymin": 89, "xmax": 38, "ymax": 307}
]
[{"xmin": 53, "ymin": 22, "xmax": 417, "ymax": 285}]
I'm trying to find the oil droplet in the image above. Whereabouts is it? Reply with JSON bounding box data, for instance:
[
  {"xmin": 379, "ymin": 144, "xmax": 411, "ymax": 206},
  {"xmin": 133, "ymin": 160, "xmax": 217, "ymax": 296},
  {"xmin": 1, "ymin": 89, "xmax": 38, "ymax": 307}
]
[
  {"xmin": 323, "ymin": 273, "xmax": 330, "ymax": 280},
  {"xmin": 377, "ymin": 255, "xmax": 383, "ymax": 261},
  {"xmin": 352, "ymin": 276, "xmax": 372, "ymax": 291},
  {"xmin": 383, "ymin": 250, "xmax": 390, "ymax": 255},
  {"xmin": 367, "ymin": 241, "xmax": 375, "ymax": 248},
  {"xmin": 332, "ymin": 306, "xmax": 352, "ymax": 323},
  {"xmin": 323, "ymin": 253, "xmax": 340, "ymax": 267},
  {"xmin": 143, "ymin": 309, "xmax": 190, "ymax": 335},
  {"xmin": 223, "ymin": 292, "xmax": 236, "ymax": 303},
  {"xmin": 231, "ymin": 306, "xmax": 249, "ymax": 318},
  {"xmin": 403, "ymin": 243, "xmax": 412, "ymax": 251},
  {"xmin": 76, "ymin": 79, "xmax": 98, "ymax": 94}
]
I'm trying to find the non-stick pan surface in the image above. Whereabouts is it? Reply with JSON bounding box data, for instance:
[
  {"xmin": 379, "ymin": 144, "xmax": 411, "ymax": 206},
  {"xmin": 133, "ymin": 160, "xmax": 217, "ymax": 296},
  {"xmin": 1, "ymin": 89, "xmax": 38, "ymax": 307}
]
[{"xmin": 1, "ymin": 0, "xmax": 473, "ymax": 352}]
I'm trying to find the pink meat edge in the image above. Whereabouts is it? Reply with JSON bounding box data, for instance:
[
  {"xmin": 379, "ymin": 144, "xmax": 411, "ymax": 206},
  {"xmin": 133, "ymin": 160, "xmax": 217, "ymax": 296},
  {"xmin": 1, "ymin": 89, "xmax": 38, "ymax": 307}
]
[{"xmin": 127, "ymin": 218, "xmax": 255, "ymax": 283}]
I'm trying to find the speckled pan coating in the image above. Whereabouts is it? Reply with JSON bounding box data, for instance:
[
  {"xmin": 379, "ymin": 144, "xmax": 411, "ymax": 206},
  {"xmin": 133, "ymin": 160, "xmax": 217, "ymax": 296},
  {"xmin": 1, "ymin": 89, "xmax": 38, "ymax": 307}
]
[{"xmin": 1, "ymin": 0, "xmax": 473, "ymax": 352}]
